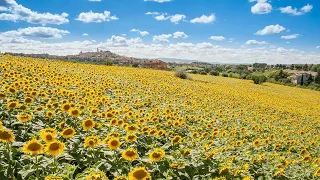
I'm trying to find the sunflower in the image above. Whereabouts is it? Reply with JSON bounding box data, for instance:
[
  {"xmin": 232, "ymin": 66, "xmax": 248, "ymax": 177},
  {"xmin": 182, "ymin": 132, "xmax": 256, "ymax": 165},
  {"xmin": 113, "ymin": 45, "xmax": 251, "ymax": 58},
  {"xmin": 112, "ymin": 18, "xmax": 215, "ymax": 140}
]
[
  {"xmin": 61, "ymin": 103, "xmax": 71, "ymax": 112},
  {"xmin": 40, "ymin": 132, "xmax": 55, "ymax": 143},
  {"xmin": 274, "ymin": 169, "xmax": 285, "ymax": 177},
  {"xmin": 45, "ymin": 175, "xmax": 63, "ymax": 180},
  {"xmin": 252, "ymin": 139, "xmax": 260, "ymax": 147},
  {"xmin": 41, "ymin": 128, "xmax": 57, "ymax": 136},
  {"xmin": 17, "ymin": 113, "xmax": 32, "ymax": 123},
  {"xmin": 0, "ymin": 121, "xmax": 2, "ymax": 129},
  {"xmin": 149, "ymin": 148, "xmax": 165, "ymax": 162},
  {"xmin": 114, "ymin": 176, "xmax": 127, "ymax": 180},
  {"xmin": 58, "ymin": 121, "xmax": 66, "ymax": 129},
  {"xmin": 69, "ymin": 108, "xmax": 81, "ymax": 117},
  {"xmin": 125, "ymin": 134, "xmax": 137, "ymax": 142},
  {"xmin": 0, "ymin": 129, "xmax": 15, "ymax": 143},
  {"xmin": 46, "ymin": 111, "xmax": 54, "ymax": 118},
  {"xmin": 23, "ymin": 139, "xmax": 43, "ymax": 155},
  {"xmin": 314, "ymin": 168, "xmax": 320, "ymax": 177},
  {"xmin": 0, "ymin": 92, "xmax": 6, "ymax": 99},
  {"xmin": 82, "ymin": 119, "xmax": 95, "ymax": 131},
  {"xmin": 128, "ymin": 167, "xmax": 151, "ymax": 180},
  {"xmin": 110, "ymin": 118, "xmax": 117, "ymax": 126},
  {"xmin": 126, "ymin": 124, "xmax": 139, "ymax": 133},
  {"xmin": 84, "ymin": 135, "xmax": 100, "ymax": 148},
  {"xmin": 7, "ymin": 101, "xmax": 19, "ymax": 109},
  {"xmin": 171, "ymin": 135, "xmax": 183, "ymax": 144},
  {"xmin": 24, "ymin": 97, "xmax": 33, "ymax": 104},
  {"xmin": 45, "ymin": 140, "xmax": 65, "ymax": 156},
  {"xmin": 219, "ymin": 166, "xmax": 232, "ymax": 174},
  {"xmin": 182, "ymin": 149, "xmax": 191, "ymax": 156},
  {"xmin": 61, "ymin": 127, "xmax": 76, "ymax": 138},
  {"xmin": 107, "ymin": 138, "xmax": 121, "ymax": 150},
  {"xmin": 122, "ymin": 147, "xmax": 139, "ymax": 161},
  {"xmin": 85, "ymin": 170, "xmax": 108, "ymax": 180}
]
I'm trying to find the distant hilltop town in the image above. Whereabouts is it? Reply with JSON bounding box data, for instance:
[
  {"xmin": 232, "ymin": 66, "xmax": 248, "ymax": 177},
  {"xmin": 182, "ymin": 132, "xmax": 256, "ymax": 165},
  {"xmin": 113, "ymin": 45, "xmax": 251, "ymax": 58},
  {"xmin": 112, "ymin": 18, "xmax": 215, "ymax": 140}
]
[{"xmin": 3, "ymin": 49, "xmax": 168, "ymax": 70}]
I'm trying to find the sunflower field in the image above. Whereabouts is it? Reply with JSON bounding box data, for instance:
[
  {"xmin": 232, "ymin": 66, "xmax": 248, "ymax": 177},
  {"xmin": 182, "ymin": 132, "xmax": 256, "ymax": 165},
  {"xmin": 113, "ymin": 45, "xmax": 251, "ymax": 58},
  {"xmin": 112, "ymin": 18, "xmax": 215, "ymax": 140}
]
[{"xmin": 0, "ymin": 55, "xmax": 320, "ymax": 180}]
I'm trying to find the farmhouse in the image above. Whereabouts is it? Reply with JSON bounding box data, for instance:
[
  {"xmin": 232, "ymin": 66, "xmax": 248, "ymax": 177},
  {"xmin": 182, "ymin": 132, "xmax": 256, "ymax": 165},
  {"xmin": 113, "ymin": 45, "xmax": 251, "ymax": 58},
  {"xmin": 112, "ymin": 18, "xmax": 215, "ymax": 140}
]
[{"xmin": 288, "ymin": 73, "xmax": 311, "ymax": 84}]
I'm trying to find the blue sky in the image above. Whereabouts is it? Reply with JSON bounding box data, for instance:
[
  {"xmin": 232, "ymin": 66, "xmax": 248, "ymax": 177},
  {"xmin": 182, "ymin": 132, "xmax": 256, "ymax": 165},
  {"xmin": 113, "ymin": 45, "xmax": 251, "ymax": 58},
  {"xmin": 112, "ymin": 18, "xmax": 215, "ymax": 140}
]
[{"xmin": 0, "ymin": 0, "xmax": 319, "ymax": 64}]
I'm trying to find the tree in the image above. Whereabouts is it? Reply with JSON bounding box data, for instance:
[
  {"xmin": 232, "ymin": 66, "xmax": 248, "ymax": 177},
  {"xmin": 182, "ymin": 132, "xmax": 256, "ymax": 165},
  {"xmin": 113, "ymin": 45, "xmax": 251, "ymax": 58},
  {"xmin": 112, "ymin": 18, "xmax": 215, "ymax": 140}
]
[
  {"xmin": 315, "ymin": 69, "xmax": 320, "ymax": 84},
  {"xmin": 104, "ymin": 60, "xmax": 113, "ymax": 66},
  {"xmin": 209, "ymin": 71, "xmax": 219, "ymax": 76},
  {"xmin": 305, "ymin": 74, "xmax": 314, "ymax": 85},
  {"xmin": 303, "ymin": 64, "xmax": 309, "ymax": 71},
  {"xmin": 290, "ymin": 64, "xmax": 294, "ymax": 70}
]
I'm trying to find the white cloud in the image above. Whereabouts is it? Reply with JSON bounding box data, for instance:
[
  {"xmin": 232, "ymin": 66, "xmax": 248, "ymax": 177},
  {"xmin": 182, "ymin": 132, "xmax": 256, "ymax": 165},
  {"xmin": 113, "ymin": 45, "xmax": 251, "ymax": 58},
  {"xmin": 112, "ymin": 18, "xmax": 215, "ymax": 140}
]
[
  {"xmin": 0, "ymin": 27, "xmax": 69, "ymax": 39},
  {"xmin": 1, "ymin": 36, "xmax": 319, "ymax": 64},
  {"xmin": 146, "ymin": 12, "xmax": 186, "ymax": 24},
  {"xmin": 145, "ymin": 12, "xmax": 160, "ymax": 15},
  {"xmin": 209, "ymin": 36, "xmax": 225, "ymax": 41},
  {"xmin": 190, "ymin": 14, "xmax": 216, "ymax": 24},
  {"xmin": 106, "ymin": 35, "xmax": 142, "ymax": 47},
  {"xmin": 251, "ymin": 0, "xmax": 272, "ymax": 14},
  {"xmin": 83, "ymin": 33, "xmax": 89, "ymax": 36},
  {"xmin": 317, "ymin": 46, "xmax": 320, "ymax": 49},
  {"xmin": 130, "ymin": 29, "xmax": 149, "ymax": 36},
  {"xmin": 153, "ymin": 34, "xmax": 172, "ymax": 42},
  {"xmin": 0, "ymin": 0, "xmax": 69, "ymax": 25},
  {"xmin": 279, "ymin": 4, "xmax": 313, "ymax": 16},
  {"xmin": 144, "ymin": 0, "xmax": 172, "ymax": 3},
  {"xmin": 76, "ymin": 11, "xmax": 118, "ymax": 23},
  {"xmin": 281, "ymin": 34, "xmax": 300, "ymax": 40},
  {"xmin": 256, "ymin": 24, "xmax": 286, "ymax": 35},
  {"xmin": 169, "ymin": 14, "xmax": 186, "ymax": 24},
  {"xmin": 245, "ymin": 40, "xmax": 267, "ymax": 45},
  {"xmin": 173, "ymin": 31, "xmax": 188, "ymax": 39}
]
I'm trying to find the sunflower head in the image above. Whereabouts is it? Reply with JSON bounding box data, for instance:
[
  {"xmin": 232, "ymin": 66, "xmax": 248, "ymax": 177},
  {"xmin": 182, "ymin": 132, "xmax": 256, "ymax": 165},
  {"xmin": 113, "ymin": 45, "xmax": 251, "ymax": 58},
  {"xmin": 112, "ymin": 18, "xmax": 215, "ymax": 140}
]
[
  {"xmin": 107, "ymin": 138, "xmax": 121, "ymax": 150},
  {"xmin": 171, "ymin": 135, "xmax": 183, "ymax": 144},
  {"xmin": 45, "ymin": 140, "xmax": 65, "ymax": 156},
  {"xmin": 44, "ymin": 175, "xmax": 63, "ymax": 180},
  {"xmin": 23, "ymin": 139, "xmax": 43, "ymax": 155},
  {"xmin": 58, "ymin": 121, "xmax": 66, "ymax": 129},
  {"xmin": 122, "ymin": 148, "xmax": 139, "ymax": 161},
  {"xmin": 149, "ymin": 148, "xmax": 165, "ymax": 162},
  {"xmin": 125, "ymin": 124, "xmax": 139, "ymax": 133},
  {"xmin": 125, "ymin": 134, "xmax": 137, "ymax": 142},
  {"xmin": 61, "ymin": 127, "xmax": 76, "ymax": 138},
  {"xmin": 17, "ymin": 113, "xmax": 32, "ymax": 123},
  {"xmin": 61, "ymin": 103, "xmax": 71, "ymax": 112},
  {"xmin": 85, "ymin": 170, "xmax": 108, "ymax": 180},
  {"xmin": 128, "ymin": 167, "xmax": 150, "ymax": 180},
  {"xmin": 0, "ymin": 129, "xmax": 15, "ymax": 143},
  {"xmin": 114, "ymin": 176, "xmax": 127, "ymax": 180},
  {"xmin": 69, "ymin": 108, "xmax": 81, "ymax": 117},
  {"xmin": 84, "ymin": 135, "xmax": 100, "ymax": 148},
  {"xmin": 82, "ymin": 119, "xmax": 95, "ymax": 131},
  {"xmin": 40, "ymin": 132, "xmax": 55, "ymax": 143},
  {"xmin": 41, "ymin": 128, "xmax": 57, "ymax": 136}
]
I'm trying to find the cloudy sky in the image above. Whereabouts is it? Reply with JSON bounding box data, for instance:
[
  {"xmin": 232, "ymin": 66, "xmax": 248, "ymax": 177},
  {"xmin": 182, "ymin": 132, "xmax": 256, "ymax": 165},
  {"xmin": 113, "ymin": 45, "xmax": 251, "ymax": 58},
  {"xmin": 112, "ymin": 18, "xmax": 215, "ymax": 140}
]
[{"xmin": 0, "ymin": 0, "xmax": 319, "ymax": 64}]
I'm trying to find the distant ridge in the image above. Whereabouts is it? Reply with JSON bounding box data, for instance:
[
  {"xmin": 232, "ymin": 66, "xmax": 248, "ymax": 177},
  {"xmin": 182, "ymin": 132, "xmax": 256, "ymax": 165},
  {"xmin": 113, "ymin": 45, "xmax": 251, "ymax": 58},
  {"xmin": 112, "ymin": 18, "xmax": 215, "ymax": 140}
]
[{"xmin": 159, "ymin": 57, "xmax": 220, "ymax": 64}]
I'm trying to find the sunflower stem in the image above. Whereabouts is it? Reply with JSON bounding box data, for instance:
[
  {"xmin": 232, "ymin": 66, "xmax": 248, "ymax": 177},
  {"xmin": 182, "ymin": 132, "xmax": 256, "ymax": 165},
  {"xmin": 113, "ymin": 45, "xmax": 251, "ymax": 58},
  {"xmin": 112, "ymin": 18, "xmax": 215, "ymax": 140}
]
[
  {"xmin": 35, "ymin": 155, "xmax": 39, "ymax": 179},
  {"xmin": 53, "ymin": 157, "xmax": 58, "ymax": 174}
]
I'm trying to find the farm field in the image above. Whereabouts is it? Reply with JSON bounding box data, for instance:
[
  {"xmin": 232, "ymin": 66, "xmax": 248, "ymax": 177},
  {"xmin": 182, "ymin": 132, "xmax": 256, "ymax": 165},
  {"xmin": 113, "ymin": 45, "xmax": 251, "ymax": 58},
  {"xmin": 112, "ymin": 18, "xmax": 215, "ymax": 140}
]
[{"xmin": 1, "ymin": 55, "xmax": 320, "ymax": 180}]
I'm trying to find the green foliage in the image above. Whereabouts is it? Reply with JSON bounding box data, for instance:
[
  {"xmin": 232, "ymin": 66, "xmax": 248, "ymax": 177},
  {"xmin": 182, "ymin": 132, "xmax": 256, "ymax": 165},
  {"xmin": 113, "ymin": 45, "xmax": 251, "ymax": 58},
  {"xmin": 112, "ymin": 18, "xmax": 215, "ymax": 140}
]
[
  {"xmin": 132, "ymin": 63, "xmax": 139, "ymax": 68},
  {"xmin": 104, "ymin": 60, "xmax": 113, "ymax": 66},
  {"xmin": 209, "ymin": 71, "xmax": 219, "ymax": 76},
  {"xmin": 221, "ymin": 73, "xmax": 228, "ymax": 77},
  {"xmin": 174, "ymin": 71, "xmax": 191, "ymax": 80},
  {"xmin": 247, "ymin": 74, "xmax": 267, "ymax": 84}
]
